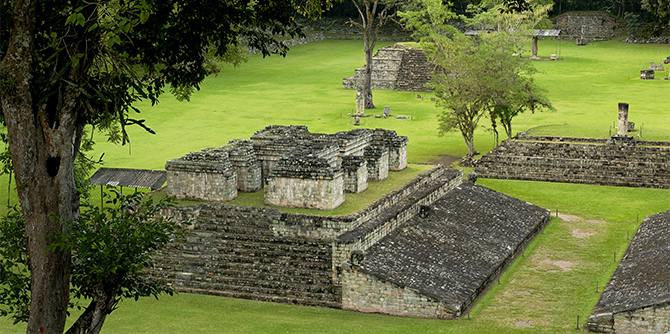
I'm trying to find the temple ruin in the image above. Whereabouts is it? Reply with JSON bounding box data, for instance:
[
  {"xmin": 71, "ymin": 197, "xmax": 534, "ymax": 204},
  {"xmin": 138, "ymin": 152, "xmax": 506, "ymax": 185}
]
[
  {"xmin": 148, "ymin": 125, "xmax": 552, "ymax": 319},
  {"xmin": 166, "ymin": 126, "xmax": 408, "ymax": 210}
]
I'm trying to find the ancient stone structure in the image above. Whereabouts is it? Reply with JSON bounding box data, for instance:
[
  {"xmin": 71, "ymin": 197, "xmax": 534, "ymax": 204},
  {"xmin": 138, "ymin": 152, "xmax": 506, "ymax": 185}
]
[
  {"xmin": 166, "ymin": 126, "xmax": 407, "ymax": 210},
  {"xmin": 475, "ymin": 134, "xmax": 670, "ymax": 189},
  {"xmin": 343, "ymin": 44, "xmax": 433, "ymax": 92},
  {"xmin": 552, "ymin": 12, "xmax": 625, "ymax": 41},
  {"xmin": 148, "ymin": 165, "xmax": 552, "ymax": 319},
  {"xmin": 476, "ymin": 104, "xmax": 670, "ymax": 189},
  {"xmin": 165, "ymin": 148, "xmax": 238, "ymax": 202},
  {"xmin": 587, "ymin": 210, "xmax": 670, "ymax": 333},
  {"xmin": 616, "ymin": 103, "xmax": 629, "ymax": 137},
  {"xmin": 341, "ymin": 183, "xmax": 551, "ymax": 319}
]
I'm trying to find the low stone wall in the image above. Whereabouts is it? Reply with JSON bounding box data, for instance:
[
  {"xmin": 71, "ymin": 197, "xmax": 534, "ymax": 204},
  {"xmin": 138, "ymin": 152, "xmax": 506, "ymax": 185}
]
[
  {"xmin": 342, "ymin": 268, "xmax": 455, "ymax": 319},
  {"xmin": 612, "ymin": 303, "xmax": 670, "ymax": 334},
  {"xmin": 552, "ymin": 11, "xmax": 625, "ymax": 41},
  {"xmin": 475, "ymin": 135, "xmax": 670, "ymax": 189}
]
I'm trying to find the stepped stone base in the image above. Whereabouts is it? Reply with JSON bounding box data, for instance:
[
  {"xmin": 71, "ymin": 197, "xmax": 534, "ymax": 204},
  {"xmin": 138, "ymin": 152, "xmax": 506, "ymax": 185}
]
[
  {"xmin": 476, "ymin": 135, "xmax": 670, "ymax": 189},
  {"xmin": 149, "ymin": 165, "xmax": 551, "ymax": 319}
]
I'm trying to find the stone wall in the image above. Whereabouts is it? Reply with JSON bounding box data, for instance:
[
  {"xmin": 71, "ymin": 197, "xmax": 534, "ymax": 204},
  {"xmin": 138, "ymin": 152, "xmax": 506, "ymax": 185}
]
[
  {"xmin": 475, "ymin": 135, "xmax": 670, "ymax": 189},
  {"xmin": 612, "ymin": 303, "xmax": 670, "ymax": 334},
  {"xmin": 264, "ymin": 156, "xmax": 345, "ymax": 210},
  {"xmin": 147, "ymin": 204, "xmax": 341, "ymax": 308},
  {"xmin": 342, "ymin": 267, "xmax": 455, "ymax": 319},
  {"xmin": 342, "ymin": 156, "xmax": 368, "ymax": 193},
  {"xmin": 165, "ymin": 149, "xmax": 237, "ymax": 201},
  {"xmin": 552, "ymin": 12, "xmax": 626, "ymax": 41}
]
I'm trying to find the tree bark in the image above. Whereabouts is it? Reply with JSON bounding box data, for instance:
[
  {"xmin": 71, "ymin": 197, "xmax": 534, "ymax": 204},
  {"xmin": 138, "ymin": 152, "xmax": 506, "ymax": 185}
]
[
  {"xmin": 65, "ymin": 282, "xmax": 119, "ymax": 334},
  {"xmin": 0, "ymin": 0, "xmax": 75, "ymax": 333}
]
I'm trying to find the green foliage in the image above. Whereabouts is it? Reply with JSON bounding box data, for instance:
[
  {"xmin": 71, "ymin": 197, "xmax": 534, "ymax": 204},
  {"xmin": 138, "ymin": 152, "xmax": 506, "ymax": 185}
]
[
  {"xmin": 51, "ymin": 192, "xmax": 186, "ymax": 306},
  {"xmin": 401, "ymin": 0, "xmax": 552, "ymax": 158},
  {"xmin": 641, "ymin": 0, "xmax": 670, "ymax": 36},
  {"xmin": 0, "ymin": 207, "xmax": 30, "ymax": 325},
  {"xmin": 0, "ymin": 192, "xmax": 187, "ymax": 329}
]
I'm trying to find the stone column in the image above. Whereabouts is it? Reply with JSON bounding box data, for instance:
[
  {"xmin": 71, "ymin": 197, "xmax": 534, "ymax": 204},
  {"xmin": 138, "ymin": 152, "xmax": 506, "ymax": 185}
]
[
  {"xmin": 617, "ymin": 103, "xmax": 629, "ymax": 137},
  {"xmin": 355, "ymin": 86, "xmax": 365, "ymax": 115}
]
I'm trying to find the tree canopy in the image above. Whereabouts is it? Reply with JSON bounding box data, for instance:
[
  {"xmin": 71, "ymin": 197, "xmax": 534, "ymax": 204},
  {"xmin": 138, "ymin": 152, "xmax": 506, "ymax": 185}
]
[{"xmin": 0, "ymin": 0, "xmax": 330, "ymax": 333}]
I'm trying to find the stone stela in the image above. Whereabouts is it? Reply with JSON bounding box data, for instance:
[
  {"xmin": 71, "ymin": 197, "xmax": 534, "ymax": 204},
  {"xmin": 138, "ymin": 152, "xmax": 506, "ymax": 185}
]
[{"xmin": 165, "ymin": 125, "xmax": 408, "ymax": 210}]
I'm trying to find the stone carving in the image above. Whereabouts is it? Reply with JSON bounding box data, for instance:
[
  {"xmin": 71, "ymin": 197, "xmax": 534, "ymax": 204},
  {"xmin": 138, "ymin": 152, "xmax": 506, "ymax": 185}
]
[{"xmin": 616, "ymin": 102, "xmax": 629, "ymax": 137}]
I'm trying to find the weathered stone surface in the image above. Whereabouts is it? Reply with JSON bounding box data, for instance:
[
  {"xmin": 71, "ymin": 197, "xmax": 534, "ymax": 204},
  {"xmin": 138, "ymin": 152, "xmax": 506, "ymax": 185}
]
[
  {"xmin": 165, "ymin": 149, "xmax": 237, "ymax": 201},
  {"xmin": 552, "ymin": 12, "xmax": 625, "ymax": 41},
  {"xmin": 587, "ymin": 210, "xmax": 670, "ymax": 333},
  {"xmin": 343, "ymin": 182, "xmax": 551, "ymax": 318},
  {"xmin": 343, "ymin": 45, "xmax": 433, "ymax": 92},
  {"xmin": 364, "ymin": 146, "xmax": 389, "ymax": 181},
  {"xmin": 265, "ymin": 155, "xmax": 345, "ymax": 210},
  {"xmin": 476, "ymin": 135, "xmax": 670, "ymax": 189},
  {"xmin": 342, "ymin": 156, "xmax": 368, "ymax": 193}
]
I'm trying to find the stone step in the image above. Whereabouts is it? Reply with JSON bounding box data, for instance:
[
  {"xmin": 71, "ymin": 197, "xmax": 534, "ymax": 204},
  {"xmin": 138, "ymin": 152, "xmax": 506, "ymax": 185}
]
[
  {"xmin": 170, "ymin": 278, "xmax": 341, "ymax": 302},
  {"xmin": 161, "ymin": 264, "xmax": 333, "ymax": 287},
  {"xmin": 155, "ymin": 251, "xmax": 332, "ymax": 271},
  {"xmin": 176, "ymin": 286, "xmax": 342, "ymax": 309}
]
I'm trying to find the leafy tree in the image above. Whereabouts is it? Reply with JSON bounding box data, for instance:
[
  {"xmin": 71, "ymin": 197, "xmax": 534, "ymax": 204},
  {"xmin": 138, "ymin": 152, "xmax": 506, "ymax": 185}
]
[
  {"xmin": 0, "ymin": 0, "xmax": 329, "ymax": 332},
  {"xmin": 400, "ymin": 0, "xmax": 551, "ymax": 161},
  {"xmin": 642, "ymin": 0, "xmax": 670, "ymax": 36},
  {"xmin": 0, "ymin": 192, "xmax": 187, "ymax": 334}
]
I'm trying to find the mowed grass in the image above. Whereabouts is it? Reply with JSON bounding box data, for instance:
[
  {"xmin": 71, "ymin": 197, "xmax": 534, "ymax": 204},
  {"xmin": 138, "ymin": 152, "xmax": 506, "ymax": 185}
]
[{"xmin": 0, "ymin": 38, "xmax": 669, "ymax": 333}]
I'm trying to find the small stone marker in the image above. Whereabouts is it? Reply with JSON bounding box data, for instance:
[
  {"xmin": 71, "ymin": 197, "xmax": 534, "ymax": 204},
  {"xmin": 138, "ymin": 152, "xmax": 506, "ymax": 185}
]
[
  {"xmin": 395, "ymin": 116, "xmax": 409, "ymax": 119},
  {"xmin": 355, "ymin": 86, "xmax": 365, "ymax": 115},
  {"xmin": 628, "ymin": 121, "xmax": 635, "ymax": 132},
  {"xmin": 468, "ymin": 172, "xmax": 478, "ymax": 183},
  {"xmin": 640, "ymin": 69, "xmax": 654, "ymax": 80},
  {"xmin": 550, "ymin": 54, "xmax": 558, "ymax": 60},
  {"xmin": 354, "ymin": 116, "xmax": 360, "ymax": 126},
  {"xmin": 383, "ymin": 106, "xmax": 391, "ymax": 118},
  {"xmin": 650, "ymin": 62, "xmax": 664, "ymax": 71},
  {"xmin": 431, "ymin": 97, "xmax": 436, "ymax": 102}
]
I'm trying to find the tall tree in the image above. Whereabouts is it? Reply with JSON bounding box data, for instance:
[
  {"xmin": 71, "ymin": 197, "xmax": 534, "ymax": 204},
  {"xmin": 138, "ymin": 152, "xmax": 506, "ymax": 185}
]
[
  {"xmin": 0, "ymin": 0, "xmax": 329, "ymax": 333},
  {"xmin": 400, "ymin": 0, "xmax": 551, "ymax": 161},
  {"xmin": 642, "ymin": 0, "xmax": 670, "ymax": 36},
  {"xmin": 348, "ymin": 0, "xmax": 394, "ymax": 109}
]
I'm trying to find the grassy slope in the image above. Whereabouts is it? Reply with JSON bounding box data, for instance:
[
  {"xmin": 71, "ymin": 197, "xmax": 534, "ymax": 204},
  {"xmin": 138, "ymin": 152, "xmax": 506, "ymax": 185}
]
[{"xmin": 1, "ymin": 39, "xmax": 669, "ymax": 333}]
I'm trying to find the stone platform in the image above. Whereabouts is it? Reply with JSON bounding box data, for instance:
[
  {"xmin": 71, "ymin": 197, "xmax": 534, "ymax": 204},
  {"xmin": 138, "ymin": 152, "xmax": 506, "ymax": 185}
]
[{"xmin": 148, "ymin": 165, "xmax": 552, "ymax": 319}]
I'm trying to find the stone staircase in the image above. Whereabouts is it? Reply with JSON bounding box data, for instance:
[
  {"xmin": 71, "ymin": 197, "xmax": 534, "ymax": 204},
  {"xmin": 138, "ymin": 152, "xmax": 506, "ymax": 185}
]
[
  {"xmin": 476, "ymin": 138, "xmax": 670, "ymax": 189},
  {"xmin": 394, "ymin": 49, "xmax": 433, "ymax": 92},
  {"xmin": 147, "ymin": 205, "xmax": 341, "ymax": 308}
]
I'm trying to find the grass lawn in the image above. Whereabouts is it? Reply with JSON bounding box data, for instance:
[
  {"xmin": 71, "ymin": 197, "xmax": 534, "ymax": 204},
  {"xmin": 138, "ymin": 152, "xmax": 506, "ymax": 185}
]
[{"xmin": 0, "ymin": 38, "xmax": 669, "ymax": 333}]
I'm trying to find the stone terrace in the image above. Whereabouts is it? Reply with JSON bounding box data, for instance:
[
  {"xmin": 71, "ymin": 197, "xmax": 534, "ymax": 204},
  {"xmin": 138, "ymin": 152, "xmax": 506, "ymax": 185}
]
[
  {"xmin": 475, "ymin": 135, "xmax": 670, "ymax": 189},
  {"xmin": 342, "ymin": 44, "xmax": 433, "ymax": 92},
  {"xmin": 342, "ymin": 182, "xmax": 551, "ymax": 319},
  {"xmin": 587, "ymin": 210, "xmax": 670, "ymax": 333}
]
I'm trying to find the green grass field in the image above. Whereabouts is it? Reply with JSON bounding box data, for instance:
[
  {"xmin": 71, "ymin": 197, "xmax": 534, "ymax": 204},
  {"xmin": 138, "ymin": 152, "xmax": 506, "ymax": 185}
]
[{"xmin": 1, "ymin": 38, "xmax": 669, "ymax": 333}]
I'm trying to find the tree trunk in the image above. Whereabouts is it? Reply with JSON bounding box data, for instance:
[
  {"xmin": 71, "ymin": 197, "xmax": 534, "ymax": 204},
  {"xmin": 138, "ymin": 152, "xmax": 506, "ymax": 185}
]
[
  {"xmin": 65, "ymin": 282, "xmax": 119, "ymax": 334},
  {"xmin": 363, "ymin": 32, "xmax": 376, "ymax": 109},
  {"xmin": 0, "ymin": 0, "xmax": 75, "ymax": 333}
]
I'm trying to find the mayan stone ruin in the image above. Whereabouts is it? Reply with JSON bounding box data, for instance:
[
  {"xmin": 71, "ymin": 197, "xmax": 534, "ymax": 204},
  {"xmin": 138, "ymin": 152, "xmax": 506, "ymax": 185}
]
[
  {"xmin": 342, "ymin": 43, "xmax": 433, "ymax": 92},
  {"xmin": 166, "ymin": 125, "xmax": 408, "ymax": 210},
  {"xmin": 476, "ymin": 104, "xmax": 670, "ymax": 189},
  {"xmin": 148, "ymin": 125, "xmax": 554, "ymax": 319},
  {"xmin": 587, "ymin": 210, "xmax": 670, "ymax": 333}
]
